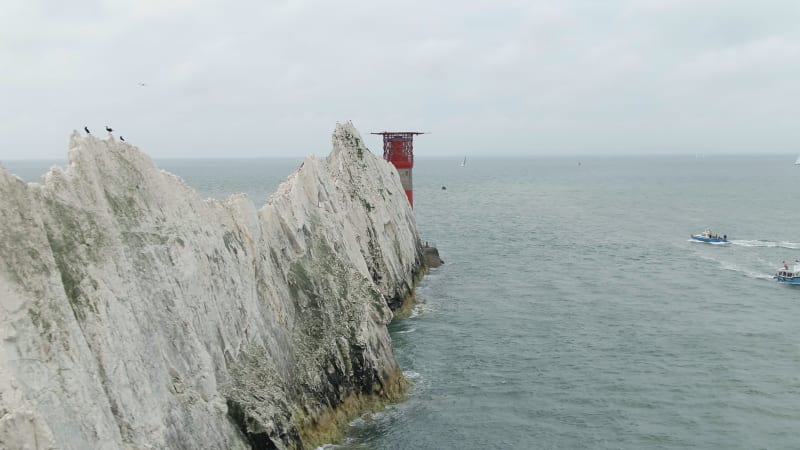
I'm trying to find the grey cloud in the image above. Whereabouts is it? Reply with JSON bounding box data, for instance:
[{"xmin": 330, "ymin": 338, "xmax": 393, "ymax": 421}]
[{"xmin": 2, "ymin": 0, "xmax": 800, "ymax": 158}]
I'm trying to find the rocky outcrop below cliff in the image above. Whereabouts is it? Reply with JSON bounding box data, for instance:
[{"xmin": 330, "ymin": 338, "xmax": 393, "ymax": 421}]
[
  {"xmin": 422, "ymin": 244, "xmax": 444, "ymax": 268},
  {"xmin": 0, "ymin": 123, "xmax": 423, "ymax": 449}
]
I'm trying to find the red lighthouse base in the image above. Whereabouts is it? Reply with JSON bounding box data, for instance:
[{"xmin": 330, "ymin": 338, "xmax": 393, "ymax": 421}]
[
  {"xmin": 404, "ymin": 190, "xmax": 413, "ymax": 206},
  {"xmin": 371, "ymin": 131, "xmax": 424, "ymax": 208}
]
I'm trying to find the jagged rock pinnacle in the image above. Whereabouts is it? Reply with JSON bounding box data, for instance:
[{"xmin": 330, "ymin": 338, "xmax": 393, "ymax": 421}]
[{"xmin": 0, "ymin": 122, "xmax": 424, "ymax": 449}]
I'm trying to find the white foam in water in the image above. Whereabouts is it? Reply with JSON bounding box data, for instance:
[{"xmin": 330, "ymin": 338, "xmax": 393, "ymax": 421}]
[
  {"xmin": 731, "ymin": 240, "xmax": 800, "ymax": 249},
  {"xmin": 695, "ymin": 252, "xmax": 774, "ymax": 280},
  {"xmin": 717, "ymin": 260, "xmax": 774, "ymax": 280},
  {"xmin": 403, "ymin": 370, "xmax": 421, "ymax": 380},
  {"xmin": 409, "ymin": 304, "xmax": 424, "ymax": 318},
  {"xmin": 370, "ymin": 410, "xmax": 387, "ymax": 421},
  {"xmin": 315, "ymin": 444, "xmax": 340, "ymax": 450},
  {"xmin": 348, "ymin": 416, "xmax": 366, "ymax": 427},
  {"xmin": 409, "ymin": 302, "xmax": 436, "ymax": 318},
  {"xmin": 396, "ymin": 328, "xmax": 416, "ymax": 334}
]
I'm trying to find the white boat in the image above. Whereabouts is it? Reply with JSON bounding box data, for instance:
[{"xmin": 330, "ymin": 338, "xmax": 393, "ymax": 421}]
[
  {"xmin": 690, "ymin": 228, "xmax": 729, "ymax": 244},
  {"xmin": 794, "ymin": 155, "xmax": 800, "ymax": 165},
  {"xmin": 775, "ymin": 261, "xmax": 800, "ymax": 284},
  {"xmin": 460, "ymin": 156, "xmax": 466, "ymax": 167}
]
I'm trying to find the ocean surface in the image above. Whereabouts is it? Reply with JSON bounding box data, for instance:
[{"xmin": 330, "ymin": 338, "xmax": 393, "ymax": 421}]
[{"xmin": 5, "ymin": 154, "xmax": 800, "ymax": 449}]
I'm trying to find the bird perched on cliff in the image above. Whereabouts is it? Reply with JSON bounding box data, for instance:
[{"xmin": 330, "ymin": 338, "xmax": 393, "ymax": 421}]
[
  {"xmin": 84, "ymin": 126, "xmax": 90, "ymax": 134},
  {"xmin": 120, "ymin": 136, "xmax": 125, "ymax": 141},
  {"xmin": 105, "ymin": 126, "xmax": 113, "ymax": 132}
]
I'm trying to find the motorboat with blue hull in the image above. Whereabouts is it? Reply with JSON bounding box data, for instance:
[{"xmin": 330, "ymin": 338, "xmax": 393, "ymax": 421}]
[
  {"xmin": 691, "ymin": 229, "xmax": 728, "ymax": 244},
  {"xmin": 775, "ymin": 262, "xmax": 800, "ymax": 284}
]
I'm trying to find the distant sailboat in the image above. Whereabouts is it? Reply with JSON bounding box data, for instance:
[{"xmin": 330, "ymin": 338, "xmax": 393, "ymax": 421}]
[
  {"xmin": 795, "ymin": 155, "xmax": 800, "ymax": 165},
  {"xmin": 460, "ymin": 156, "xmax": 466, "ymax": 167}
]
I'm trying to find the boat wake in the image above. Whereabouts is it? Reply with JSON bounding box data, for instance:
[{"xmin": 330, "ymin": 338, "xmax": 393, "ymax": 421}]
[
  {"xmin": 731, "ymin": 240, "xmax": 800, "ymax": 249},
  {"xmin": 717, "ymin": 260, "xmax": 774, "ymax": 280},
  {"xmin": 695, "ymin": 253, "xmax": 773, "ymax": 280}
]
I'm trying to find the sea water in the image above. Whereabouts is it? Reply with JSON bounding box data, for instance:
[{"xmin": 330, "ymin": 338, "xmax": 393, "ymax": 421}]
[
  {"xmin": 6, "ymin": 155, "xmax": 800, "ymax": 449},
  {"xmin": 344, "ymin": 155, "xmax": 800, "ymax": 450}
]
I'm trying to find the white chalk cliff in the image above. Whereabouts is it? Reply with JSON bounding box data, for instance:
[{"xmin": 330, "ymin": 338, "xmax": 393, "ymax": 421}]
[{"xmin": 0, "ymin": 123, "xmax": 423, "ymax": 449}]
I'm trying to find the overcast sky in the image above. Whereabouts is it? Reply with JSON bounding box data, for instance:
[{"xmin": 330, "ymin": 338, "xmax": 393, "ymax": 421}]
[{"xmin": 2, "ymin": 0, "xmax": 800, "ymax": 159}]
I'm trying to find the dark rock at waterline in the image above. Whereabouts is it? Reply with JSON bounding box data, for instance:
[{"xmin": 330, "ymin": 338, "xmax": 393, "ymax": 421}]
[{"xmin": 423, "ymin": 245, "xmax": 444, "ymax": 268}]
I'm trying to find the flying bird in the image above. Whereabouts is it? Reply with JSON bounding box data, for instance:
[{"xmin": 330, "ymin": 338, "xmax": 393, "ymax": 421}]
[
  {"xmin": 120, "ymin": 136, "xmax": 125, "ymax": 141},
  {"xmin": 137, "ymin": 82, "xmax": 147, "ymax": 87},
  {"xmin": 105, "ymin": 126, "xmax": 113, "ymax": 132},
  {"xmin": 84, "ymin": 126, "xmax": 90, "ymax": 134}
]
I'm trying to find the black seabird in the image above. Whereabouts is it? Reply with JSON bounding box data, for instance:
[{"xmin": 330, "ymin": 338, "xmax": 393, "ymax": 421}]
[
  {"xmin": 105, "ymin": 126, "xmax": 113, "ymax": 132},
  {"xmin": 120, "ymin": 136, "xmax": 125, "ymax": 141},
  {"xmin": 84, "ymin": 126, "xmax": 90, "ymax": 134}
]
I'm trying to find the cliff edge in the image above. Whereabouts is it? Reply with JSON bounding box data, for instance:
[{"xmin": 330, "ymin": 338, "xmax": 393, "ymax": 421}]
[{"xmin": 0, "ymin": 123, "xmax": 423, "ymax": 449}]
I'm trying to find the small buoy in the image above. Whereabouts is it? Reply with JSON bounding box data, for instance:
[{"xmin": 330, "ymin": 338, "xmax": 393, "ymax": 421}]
[{"xmin": 441, "ymin": 186, "xmax": 447, "ymax": 190}]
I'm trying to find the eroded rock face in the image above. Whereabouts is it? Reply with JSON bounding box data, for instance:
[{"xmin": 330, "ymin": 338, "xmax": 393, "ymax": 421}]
[{"xmin": 0, "ymin": 123, "xmax": 422, "ymax": 449}]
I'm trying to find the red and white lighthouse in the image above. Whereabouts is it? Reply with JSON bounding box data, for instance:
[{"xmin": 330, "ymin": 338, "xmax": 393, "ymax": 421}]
[{"xmin": 371, "ymin": 131, "xmax": 425, "ymax": 207}]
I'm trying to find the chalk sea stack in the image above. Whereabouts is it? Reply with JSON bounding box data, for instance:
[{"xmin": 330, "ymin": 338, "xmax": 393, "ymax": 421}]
[{"xmin": 0, "ymin": 123, "xmax": 426, "ymax": 449}]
